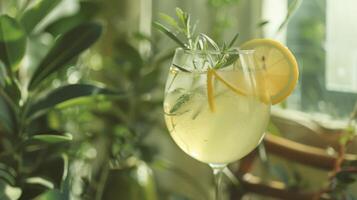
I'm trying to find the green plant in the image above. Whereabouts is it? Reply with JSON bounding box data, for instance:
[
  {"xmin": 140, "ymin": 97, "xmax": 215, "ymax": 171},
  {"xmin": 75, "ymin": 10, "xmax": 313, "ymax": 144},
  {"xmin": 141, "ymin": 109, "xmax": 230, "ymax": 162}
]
[
  {"xmin": 42, "ymin": 3, "xmax": 173, "ymax": 198},
  {"xmin": 62, "ymin": 37, "xmax": 166, "ymax": 199},
  {"xmin": 0, "ymin": 0, "xmax": 116, "ymax": 199},
  {"xmin": 318, "ymin": 103, "xmax": 357, "ymax": 199}
]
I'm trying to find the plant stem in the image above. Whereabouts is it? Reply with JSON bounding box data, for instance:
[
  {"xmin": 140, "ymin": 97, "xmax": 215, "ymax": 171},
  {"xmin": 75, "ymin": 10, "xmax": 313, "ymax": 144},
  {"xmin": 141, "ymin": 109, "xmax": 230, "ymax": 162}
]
[
  {"xmin": 318, "ymin": 101, "xmax": 357, "ymax": 198},
  {"xmin": 95, "ymin": 163, "xmax": 109, "ymax": 200},
  {"xmin": 0, "ymin": 88, "xmax": 18, "ymax": 113}
]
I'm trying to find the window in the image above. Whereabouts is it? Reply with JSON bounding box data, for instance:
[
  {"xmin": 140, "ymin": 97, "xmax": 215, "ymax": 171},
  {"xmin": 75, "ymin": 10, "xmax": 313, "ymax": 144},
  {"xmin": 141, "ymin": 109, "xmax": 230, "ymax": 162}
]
[{"xmin": 286, "ymin": 0, "xmax": 357, "ymax": 119}]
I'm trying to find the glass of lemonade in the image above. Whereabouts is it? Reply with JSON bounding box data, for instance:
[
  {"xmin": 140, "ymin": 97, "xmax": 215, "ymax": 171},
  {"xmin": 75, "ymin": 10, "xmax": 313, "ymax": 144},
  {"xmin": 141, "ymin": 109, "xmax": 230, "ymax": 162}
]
[{"xmin": 163, "ymin": 48, "xmax": 271, "ymax": 199}]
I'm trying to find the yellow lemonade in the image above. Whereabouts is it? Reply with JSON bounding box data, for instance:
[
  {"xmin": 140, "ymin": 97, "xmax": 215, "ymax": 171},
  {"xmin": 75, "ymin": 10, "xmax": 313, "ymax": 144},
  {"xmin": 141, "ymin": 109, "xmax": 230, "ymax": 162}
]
[{"xmin": 164, "ymin": 67, "xmax": 270, "ymax": 164}]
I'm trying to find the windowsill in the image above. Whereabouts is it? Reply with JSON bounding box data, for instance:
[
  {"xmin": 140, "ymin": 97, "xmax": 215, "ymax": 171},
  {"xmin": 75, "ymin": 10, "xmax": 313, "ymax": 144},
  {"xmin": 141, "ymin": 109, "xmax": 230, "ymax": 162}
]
[{"xmin": 272, "ymin": 107, "xmax": 348, "ymax": 132}]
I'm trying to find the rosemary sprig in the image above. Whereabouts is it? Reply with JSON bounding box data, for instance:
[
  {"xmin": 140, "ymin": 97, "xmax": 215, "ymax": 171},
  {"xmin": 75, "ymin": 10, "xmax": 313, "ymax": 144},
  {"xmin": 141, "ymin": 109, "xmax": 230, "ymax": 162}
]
[
  {"xmin": 155, "ymin": 7, "xmax": 240, "ymax": 65},
  {"xmin": 169, "ymin": 93, "xmax": 191, "ymax": 114},
  {"xmin": 157, "ymin": 8, "xmax": 241, "ymax": 117}
]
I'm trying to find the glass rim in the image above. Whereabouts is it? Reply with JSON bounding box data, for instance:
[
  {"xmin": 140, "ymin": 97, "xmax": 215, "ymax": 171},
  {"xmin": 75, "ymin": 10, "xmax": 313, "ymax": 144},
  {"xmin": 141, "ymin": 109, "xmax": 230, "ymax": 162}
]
[{"xmin": 175, "ymin": 47, "xmax": 255, "ymax": 55}]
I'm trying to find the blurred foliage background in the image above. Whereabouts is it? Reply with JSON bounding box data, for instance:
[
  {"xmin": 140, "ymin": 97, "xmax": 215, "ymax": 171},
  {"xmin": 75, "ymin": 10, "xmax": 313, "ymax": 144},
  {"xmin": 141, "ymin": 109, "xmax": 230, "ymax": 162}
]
[{"xmin": 0, "ymin": 0, "xmax": 357, "ymax": 200}]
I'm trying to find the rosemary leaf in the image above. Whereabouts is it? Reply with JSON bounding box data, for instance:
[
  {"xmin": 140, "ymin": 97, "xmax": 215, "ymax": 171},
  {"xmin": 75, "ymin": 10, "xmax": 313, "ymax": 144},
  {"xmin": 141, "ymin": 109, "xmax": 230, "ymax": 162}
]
[
  {"xmin": 175, "ymin": 8, "xmax": 186, "ymax": 27},
  {"xmin": 165, "ymin": 110, "xmax": 189, "ymax": 116},
  {"xmin": 198, "ymin": 38, "xmax": 204, "ymax": 50},
  {"xmin": 153, "ymin": 22, "xmax": 187, "ymax": 49},
  {"xmin": 159, "ymin": 13, "xmax": 181, "ymax": 31},
  {"xmin": 169, "ymin": 93, "xmax": 192, "ymax": 114},
  {"xmin": 200, "ymin": 33, "xmax": 220, "ymax": 50},
  {"xmin": 192, "ymin": 104, "xmax": 203, "ymax": 120},
  {"xmin": 276, "ymin": 0, "xmax": 302, "ymax": 35},
  {"xmin": 173, "ymin": 63, "xmax": 191, "ymax": 72},
  {"xmin": 228, "ymin": 33, "xmax": 239, "ymax": 48},
  {"xmin": 221, "ymin": 42, "xmax": 227, "ymax": 51},
  {"xmin": 223, "ymin": 54, "xmax": 239, "ymax": 67},
  {"xmin": 257, "ymin": 20, "xmax": 269, "ymax": 28}
]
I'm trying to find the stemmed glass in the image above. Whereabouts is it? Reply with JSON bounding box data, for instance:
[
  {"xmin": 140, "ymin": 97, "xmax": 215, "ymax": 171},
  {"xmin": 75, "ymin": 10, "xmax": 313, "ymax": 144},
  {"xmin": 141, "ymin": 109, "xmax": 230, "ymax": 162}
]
[{"xmin": 163, "ymin": 48, "xmax": 271, "ymax": 199}]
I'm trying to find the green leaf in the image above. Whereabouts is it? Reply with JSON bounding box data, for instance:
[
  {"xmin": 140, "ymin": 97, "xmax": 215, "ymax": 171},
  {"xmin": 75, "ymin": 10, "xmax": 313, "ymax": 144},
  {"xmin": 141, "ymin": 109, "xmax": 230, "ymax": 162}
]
[
  {"xmin": 0, "ymin": 15, "xmax": 26, "ymax": 70},
  {"xmin": 0, "ymin": 95, "xmax": 16, "ymax": 134},
  {"xmin": 172, "ymin": 64, "xmax": 191, "ymax": 72},
  {"xmin": 222, "ymin": 54, "xmax": 239, "ymax": 68},
  {"xmin": 101, "ymin": 164, "xmax": 158, "ymax": 200},
  {"xmin": 31, "ymin": 134, "xmax": 72, "ymax": 144},
  {"xmin": 115, "ymin": 40, "xmax": 143, "ymax": 77},
  {"xmin": 336, "ymin": 171, "xmax": 356, "ymax": 184},
  {"xmin": 26, "ymin": 177, "xmax": 54, "ymax": 189},
  {"xmin": 137, "ymin": 69, "xmax": 160, "ymax": 93},
  {"xmin": 159, "ymin": 13, "xmax": 180, "ymax": 30},
  {"xmin": 0, "ymin": 179, "xmax": 22, "ymax": 200},
  {"xmin": 0, "ymin": 61, "xmax": 6, "ymax": 87},
  {"xmin": 24, "ymin": 156, "xmax": 65, "ymax": 191},
  {"xmin": 28, "ymin": 23, "xmax": 102, "ymax": 90},
  {"xmin": 276, "ymin": 0, "xmax": 302, "ymax": 34},
  {"xmin": 228, "ymin": 33, "xmax": 239, "ymax": 49},
  {"xmin": 19, "ymin": 0, "xmax": 61, "ymax": 34},
  {"xmin": 3, "ymin": 81, "xmax": 21, "ymax": 105},
  {"xmin": 169, "ymin": 93, "xmax": 192, "ymax": 114},
  {"xmin": 27, "ymin": 84, "xmax": 118, "ymax": 118},
  {"xmin": 153, "ymin": 22, "xmax": 187, "ymax": 49},
  {"xmin": 0, "ymin": 61, "xmax": 21, "ymax": 104},
  {"xmin": 34, "ymin": 189, "xmax": 66, "ymax": 200},
  {"xmin": 257, "ymin": 20, "xmax": 269, "ymax": 28},
  {"xmin": 45, "ymin": 1, "xmax": 100, "ymax": 37},
  {"xmin": 0, "ymin": 163, "xmax": 16, "ymax": 186},
  {"xmin": 200, "ymin": 33, "xmax": 220, "ymax": 50},
  {"xmin": 175, "ymin": 7, "xmax": 186, "ymax": 27},
  {"xmin": 0, "ymin": 170, "xmax": 15, "ymax": 186}
]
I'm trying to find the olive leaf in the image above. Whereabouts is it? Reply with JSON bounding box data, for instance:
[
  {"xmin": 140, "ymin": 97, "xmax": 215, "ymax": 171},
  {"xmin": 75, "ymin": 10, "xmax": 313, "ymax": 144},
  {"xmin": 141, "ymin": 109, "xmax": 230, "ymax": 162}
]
[
  {"xmin": 115, "ymin": 40, "xmax": 144, "ymax": 78},
  {"xmin": 44, "ymin": 1, "xmax": 100, "ymax": 37},
  {"xmin": 0, "ymin": 179, "xmax": 22, "ymax": 200},
  {"xmin": 0, "ymin": 163, "xmax": 16, "ymax": 186},
  {"xmin": 0, "ymin": 15, "xmax": 26, "ymax": 71},
  {"xmin": 30, "ymin": 134, "xmax": 72, "ymax": 144},
  {"xmin": 20, "ymin": 0, "xmax": 61, "ymax": 34},
  {"xmin": 0, "ymin": 94, "xmax": 16, "ymax": 134},
  {"xmin": 28, "ymin": 23, "xmax": 102, "ymax": 90},
  {"xmin": 27, "ymin": 84, "xmax": 119, "ymax": 119},
  {"xmin": 34, "ymin": 189, "xmax": 67, "ymax": 200}
]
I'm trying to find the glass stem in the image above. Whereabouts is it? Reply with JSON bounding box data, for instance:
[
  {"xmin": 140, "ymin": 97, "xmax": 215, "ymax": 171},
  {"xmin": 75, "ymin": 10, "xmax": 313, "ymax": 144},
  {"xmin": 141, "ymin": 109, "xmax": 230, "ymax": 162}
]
[{"xmin": 210, "ymin": 164, "xmax": 227, "ymax": 200}]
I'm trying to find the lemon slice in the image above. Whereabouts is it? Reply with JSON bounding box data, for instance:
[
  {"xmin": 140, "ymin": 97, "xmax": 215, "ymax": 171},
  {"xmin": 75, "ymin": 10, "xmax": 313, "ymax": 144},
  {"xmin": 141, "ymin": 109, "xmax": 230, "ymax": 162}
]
[{"xmin": 240, "ymin": 38, "xmax": 299, "ymax": 104}]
